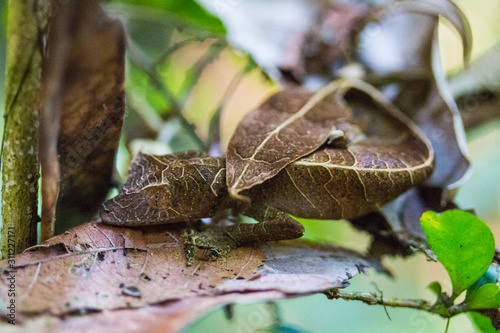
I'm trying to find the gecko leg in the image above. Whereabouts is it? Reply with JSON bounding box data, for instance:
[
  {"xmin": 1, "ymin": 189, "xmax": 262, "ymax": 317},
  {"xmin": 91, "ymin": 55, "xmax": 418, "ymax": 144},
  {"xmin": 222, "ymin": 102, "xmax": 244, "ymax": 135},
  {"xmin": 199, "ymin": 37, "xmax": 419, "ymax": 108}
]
[{"xmin": 183, "ymin": 206, "xmax": 304, "ymax": 265}]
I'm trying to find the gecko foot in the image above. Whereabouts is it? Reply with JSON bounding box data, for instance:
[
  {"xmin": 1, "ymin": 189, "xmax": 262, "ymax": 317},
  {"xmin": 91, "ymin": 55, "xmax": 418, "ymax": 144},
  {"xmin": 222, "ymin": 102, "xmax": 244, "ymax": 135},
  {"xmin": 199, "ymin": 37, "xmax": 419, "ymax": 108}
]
[
  {"xmin": 182, "ymin": 216, "xmax": 305, "ymax": 266},
  {"xmin": 183, "ymin": 223, "xmax": 239, "ymax": 266}
]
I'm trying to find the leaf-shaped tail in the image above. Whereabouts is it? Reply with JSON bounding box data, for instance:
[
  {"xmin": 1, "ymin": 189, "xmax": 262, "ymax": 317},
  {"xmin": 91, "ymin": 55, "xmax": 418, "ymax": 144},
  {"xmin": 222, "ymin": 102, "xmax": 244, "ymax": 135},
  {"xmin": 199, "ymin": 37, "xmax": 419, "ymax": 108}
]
[{"xmin": 226, "ymin": 79, "xmax": 354, "ymax": 201}]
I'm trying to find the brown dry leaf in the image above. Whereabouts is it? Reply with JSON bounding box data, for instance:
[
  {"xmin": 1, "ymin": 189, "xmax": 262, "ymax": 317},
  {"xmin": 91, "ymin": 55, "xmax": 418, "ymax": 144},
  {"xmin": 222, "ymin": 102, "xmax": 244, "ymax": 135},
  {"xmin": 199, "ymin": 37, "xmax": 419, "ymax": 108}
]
[
  {"xmin": 226, "ymin": 83, "xmax": 349, "ymax": 200},
  {"xmin": 39, "ymin": 0, "xmax": 125, "ymax": 238},
  {"xmin": 364, "ymin": 13, "xmax": 470, "ymax": 257},
  {"xmin": 315, "ymin": 2, "xmax": 472, "ymax": 256},
  {"xmin": 258, "ymin": 86, "xmax": 434, "ymax": 221},
  {"xmin": 274, "ymin": 0, "xmax": 473, "ymax": 257},
  {"xmin": 0, "ymin": 222, "xmax": 384, "ymax": 331}
]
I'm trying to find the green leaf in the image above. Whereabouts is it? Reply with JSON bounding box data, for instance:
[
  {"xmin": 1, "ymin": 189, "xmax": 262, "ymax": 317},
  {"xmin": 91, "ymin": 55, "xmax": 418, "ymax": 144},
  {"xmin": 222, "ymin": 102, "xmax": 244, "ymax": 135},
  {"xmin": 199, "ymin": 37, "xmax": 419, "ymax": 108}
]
[
  {"xmin": 128, "ymin": 64, "xmax": 170, "ymax": 115},
  {"xmin": 469, "ymin": 312, "xmax": 500, "ymax": 333},
  {"xmin": 427, "ymin": 281, "xmax": 442, "ymax": 296},
  {"xmin": 420, "ymin": 210, "xmax": 495, "ymax": 299},
  {"xmin": 466, "ymin": 284, "xmax": 500, "ymax": 310},
  {"xmin": 111, "ymin": 0, "xmax": 226, "ymax": 35}
]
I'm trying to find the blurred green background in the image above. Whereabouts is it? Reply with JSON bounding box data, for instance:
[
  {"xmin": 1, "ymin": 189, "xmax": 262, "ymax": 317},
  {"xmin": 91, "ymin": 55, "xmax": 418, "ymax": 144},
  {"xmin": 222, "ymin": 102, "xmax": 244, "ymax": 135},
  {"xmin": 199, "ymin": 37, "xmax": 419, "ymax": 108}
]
[{"xmin": 1, "ymin": 0, "xmax": 500, "ymax": 332}]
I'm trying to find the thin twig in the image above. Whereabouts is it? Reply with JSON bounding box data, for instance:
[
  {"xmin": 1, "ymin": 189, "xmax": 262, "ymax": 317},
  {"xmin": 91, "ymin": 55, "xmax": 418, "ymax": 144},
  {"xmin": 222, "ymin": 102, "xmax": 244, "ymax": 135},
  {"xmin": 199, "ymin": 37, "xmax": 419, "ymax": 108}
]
[
  {"xmin": 127, "ymin": 37, "xmax": 207, "ymax": 151},
  {"xmin": 136, "ymin": 251, "xmax": 149, "ymax": 284},
  {"xmin": 324, "ymin": 289, "xmax": 469, "ymax": 318},
  {"xmin": 372, "ymin": 282, "xmax": 392, "ymax": 321}
]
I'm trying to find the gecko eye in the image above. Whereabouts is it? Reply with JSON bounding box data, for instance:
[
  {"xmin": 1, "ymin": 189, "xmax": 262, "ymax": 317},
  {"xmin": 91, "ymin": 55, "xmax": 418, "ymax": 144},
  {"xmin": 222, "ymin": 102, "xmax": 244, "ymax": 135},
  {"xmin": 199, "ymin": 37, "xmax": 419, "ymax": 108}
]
[{"xmin": 143, "ymin": 186, "xmax": 171, "ymax": 210}]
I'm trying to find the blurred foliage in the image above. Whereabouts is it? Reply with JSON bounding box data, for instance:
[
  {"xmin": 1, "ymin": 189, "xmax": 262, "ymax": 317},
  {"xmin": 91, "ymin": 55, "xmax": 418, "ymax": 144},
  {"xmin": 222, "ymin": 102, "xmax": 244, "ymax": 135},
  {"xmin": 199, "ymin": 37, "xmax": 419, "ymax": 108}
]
[
  {"xmin": 440, "ymin": 0, "xmax": 500, "ymax": 72},
  {"xmin": 102, "ymin": 0, "xmax": 274, "ymax": 165},
  {"xmin": 107, "ymin": 0, "xmax": 226, "ymax": 35},
  {"xmin": 0, "ymin": 0, "xmax": 6, "ymax": 229},
  {"xmin": 0, "ymin": 0, "xmax": 6, "ymax": 135}
]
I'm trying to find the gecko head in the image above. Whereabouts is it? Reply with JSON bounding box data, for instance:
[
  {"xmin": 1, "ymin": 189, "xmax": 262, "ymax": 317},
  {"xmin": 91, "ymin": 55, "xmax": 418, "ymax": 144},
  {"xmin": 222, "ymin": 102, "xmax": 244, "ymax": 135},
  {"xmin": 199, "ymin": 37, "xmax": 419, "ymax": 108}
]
[
  {"xmin": 100, "ymin": 153, "xmax": 228, "ymax": 226},
  {"xmin": 100, "ymin": 191, "xmax": 146, "ymax": 226}
]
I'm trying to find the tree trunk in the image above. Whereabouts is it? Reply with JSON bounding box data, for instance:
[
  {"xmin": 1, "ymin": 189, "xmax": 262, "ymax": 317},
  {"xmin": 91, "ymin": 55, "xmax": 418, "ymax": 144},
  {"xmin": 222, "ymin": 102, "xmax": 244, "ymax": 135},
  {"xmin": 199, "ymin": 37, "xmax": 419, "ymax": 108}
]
[{"xmin": 1, "ymin": 0, "xmax": 51, "ymax": 259}]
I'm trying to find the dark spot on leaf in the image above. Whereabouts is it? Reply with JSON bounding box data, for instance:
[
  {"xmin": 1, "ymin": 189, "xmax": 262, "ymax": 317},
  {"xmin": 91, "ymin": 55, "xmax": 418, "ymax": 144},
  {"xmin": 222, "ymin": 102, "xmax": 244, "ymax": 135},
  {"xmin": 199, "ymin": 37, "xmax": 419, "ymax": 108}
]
[
  {"xmin": 97, "ymin": 252, "xmax": 105, "ymax": 261},
  {"xmin": 119, "ymin": 283, "xmax": 124, "ymax": 288},
  {"xmin": 139, "ymin": 273, "xmax": 151, "ymax": 282},
  {"xmin": 123, "ymin": 249, "xmax": 128, "ymax": 256}
]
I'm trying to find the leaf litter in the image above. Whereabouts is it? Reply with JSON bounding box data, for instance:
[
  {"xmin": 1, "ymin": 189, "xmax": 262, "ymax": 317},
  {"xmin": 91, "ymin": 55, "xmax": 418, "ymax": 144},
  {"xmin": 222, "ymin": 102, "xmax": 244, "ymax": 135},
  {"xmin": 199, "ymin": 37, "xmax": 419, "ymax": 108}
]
[{"xmin": 0, "ymin": 221, "xmax": 386, "ymax": 331}]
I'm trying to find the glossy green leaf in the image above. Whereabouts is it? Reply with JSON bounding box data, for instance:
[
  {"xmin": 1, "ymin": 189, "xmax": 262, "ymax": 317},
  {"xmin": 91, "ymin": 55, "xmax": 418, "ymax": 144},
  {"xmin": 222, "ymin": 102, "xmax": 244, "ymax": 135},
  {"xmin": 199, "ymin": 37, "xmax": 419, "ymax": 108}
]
[
  {"xmin": 427, "ymin": 281, "xmax": 442, "ymax": 296},
  {"xmin": 466, "ymin": 284, "xmax": 500, "ymax": 310},
  {"xmin": 420, "ymin": 210, "xmax": 495, "ymax": 298}
]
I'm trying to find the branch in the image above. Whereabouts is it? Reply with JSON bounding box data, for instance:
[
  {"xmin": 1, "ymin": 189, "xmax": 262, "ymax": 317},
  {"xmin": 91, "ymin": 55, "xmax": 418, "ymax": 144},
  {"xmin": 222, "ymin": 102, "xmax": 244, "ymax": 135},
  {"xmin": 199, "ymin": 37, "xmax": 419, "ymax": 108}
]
[{"xmin": 324, "ymin": 289, "xmax": 468, "ymax": 318}]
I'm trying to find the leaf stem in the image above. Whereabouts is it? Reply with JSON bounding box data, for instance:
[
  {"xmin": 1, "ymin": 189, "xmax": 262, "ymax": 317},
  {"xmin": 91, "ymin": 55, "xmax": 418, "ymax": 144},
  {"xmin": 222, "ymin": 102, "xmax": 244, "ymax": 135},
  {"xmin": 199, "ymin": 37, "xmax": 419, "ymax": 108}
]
[{"xmin": 324, "ymin": 289, "xmax": 470, "ymax": 318}]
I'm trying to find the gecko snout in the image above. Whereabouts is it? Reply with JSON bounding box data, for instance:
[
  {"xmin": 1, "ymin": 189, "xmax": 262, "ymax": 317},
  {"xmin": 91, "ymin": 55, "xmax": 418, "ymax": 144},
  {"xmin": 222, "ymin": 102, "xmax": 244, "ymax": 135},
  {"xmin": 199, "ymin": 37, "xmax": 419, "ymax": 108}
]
[{"xmin": 99, "ymin": 200, "xmax": 122, "ymax": 225}]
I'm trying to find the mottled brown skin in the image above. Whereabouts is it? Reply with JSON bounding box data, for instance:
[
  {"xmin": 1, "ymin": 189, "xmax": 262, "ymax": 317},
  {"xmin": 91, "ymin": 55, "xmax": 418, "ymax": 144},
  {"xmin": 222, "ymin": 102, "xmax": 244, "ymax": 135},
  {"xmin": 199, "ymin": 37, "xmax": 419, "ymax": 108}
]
[{"xmin": 101, "ymin": 87, "xmax": 434, "ymax": 258}]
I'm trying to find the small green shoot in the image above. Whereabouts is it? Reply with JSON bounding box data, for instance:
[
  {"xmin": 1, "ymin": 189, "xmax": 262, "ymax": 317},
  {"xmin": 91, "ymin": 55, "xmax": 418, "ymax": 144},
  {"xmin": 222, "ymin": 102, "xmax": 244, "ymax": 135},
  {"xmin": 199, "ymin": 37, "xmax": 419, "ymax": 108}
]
[{"xmin": 420, "ymin": 210, "xmax": 495, "ymax": 300}]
